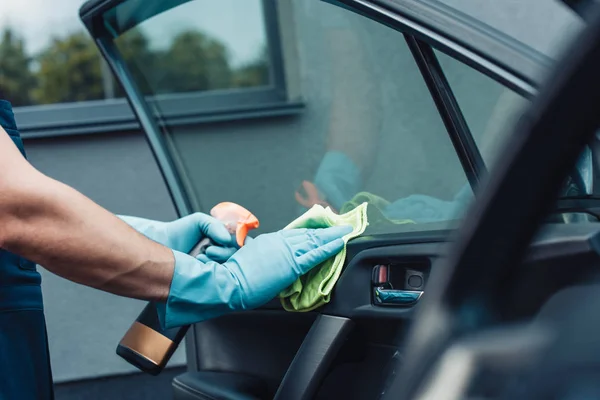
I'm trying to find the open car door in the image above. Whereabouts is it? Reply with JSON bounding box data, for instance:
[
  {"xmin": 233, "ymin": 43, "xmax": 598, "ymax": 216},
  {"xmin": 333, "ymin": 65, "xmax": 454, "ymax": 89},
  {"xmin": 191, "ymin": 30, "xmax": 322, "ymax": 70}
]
[{"xmin": 79, "ymin": 0, "xmax": 600, "ymax": 398}]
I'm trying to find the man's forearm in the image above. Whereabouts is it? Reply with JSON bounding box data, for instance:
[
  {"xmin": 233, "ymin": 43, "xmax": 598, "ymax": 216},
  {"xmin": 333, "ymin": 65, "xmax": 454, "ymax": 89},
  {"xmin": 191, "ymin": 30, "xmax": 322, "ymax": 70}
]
[{"xmin": 0, "ymin": 162, "xmax": 174, "ymax": 302}]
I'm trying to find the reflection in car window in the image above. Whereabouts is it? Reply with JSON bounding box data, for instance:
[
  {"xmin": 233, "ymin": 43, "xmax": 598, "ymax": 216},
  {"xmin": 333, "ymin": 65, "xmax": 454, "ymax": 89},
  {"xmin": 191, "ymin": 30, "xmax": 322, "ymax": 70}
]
[
  {"xmin": 106, "ymin": 0, "xmax": 486, "ymax": 235},
  {"xmin": 113, "ymin": 0, "xmax": 270, "ymax": 96}
]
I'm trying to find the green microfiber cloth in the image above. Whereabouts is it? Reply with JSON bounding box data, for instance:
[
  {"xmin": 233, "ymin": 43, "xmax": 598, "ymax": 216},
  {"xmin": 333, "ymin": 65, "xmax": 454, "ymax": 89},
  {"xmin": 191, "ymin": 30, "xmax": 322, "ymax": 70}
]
[
  {"xmin": 279, "ymin": 202, "xmax": 369, "ymax": 312},
  {"xmin": 341, "ymin": 192, "xmax": 415, "ymax": 228}
]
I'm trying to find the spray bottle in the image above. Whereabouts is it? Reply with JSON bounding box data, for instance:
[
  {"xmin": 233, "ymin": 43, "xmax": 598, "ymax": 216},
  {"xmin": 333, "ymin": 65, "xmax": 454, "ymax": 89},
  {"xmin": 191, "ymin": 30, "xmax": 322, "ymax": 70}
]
[{"xmin": 116, "ymin": 202, "xmax": 259, "ymax": 375}]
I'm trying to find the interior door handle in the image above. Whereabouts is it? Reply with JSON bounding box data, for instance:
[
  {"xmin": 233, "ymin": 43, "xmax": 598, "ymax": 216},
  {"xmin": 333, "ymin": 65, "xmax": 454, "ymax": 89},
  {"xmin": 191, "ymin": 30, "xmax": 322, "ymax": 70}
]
[
  {"xmin": 374, "ymin": 287, "xmax": 423, "ymax": 306},
  {"xmin": 372, "ymin": 264, "xmax": 424, "ymax": 307}
]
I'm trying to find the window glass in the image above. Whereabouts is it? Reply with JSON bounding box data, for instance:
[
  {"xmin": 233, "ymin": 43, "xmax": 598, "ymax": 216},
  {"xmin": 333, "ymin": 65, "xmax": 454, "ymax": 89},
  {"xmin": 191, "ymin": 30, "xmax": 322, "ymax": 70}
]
[
  {"xmin": 432, "ymin": 0, "xmax": 585, "ymax": 59},
  {"xmin": 436, "ymin": 50, "xmax": 529, "ymax": 169},
  {"xmin": 112, "ymin": 0, "xmax": 270, "ymax": 97},
  {"xmin": 113, "ymin": 0, "xmax": 475, "ymax": 235},
  {"xmin": 437, "ymin": 49, "xmax": 600, "ymax": 223},
  {"xmin": 0, "ymin": 0, "xmax": 114, "ymax": 107},
  {"xmin": 0, "ymin": 0, "xmax": 271, "ymax": 108}
]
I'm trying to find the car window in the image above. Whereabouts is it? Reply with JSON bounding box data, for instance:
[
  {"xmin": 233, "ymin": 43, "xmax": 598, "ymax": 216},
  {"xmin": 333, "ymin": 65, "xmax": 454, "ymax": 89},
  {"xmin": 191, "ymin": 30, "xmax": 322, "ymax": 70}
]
[
  {"xmin": 104, "ymin": 0, "xmax": 481, "ymax": 236},
  {"xmin": 437, "ymin": 49, "xmax": 600, "ymax": 223},
  {"xmin": 435, "ymin": 50, "xmax": 530, "ymax": 169},
  {"xmin": 431, "ymin": 0, "xmax": 585, "ymax": 59},
  {"xmin": 111, "ymin": 0, "xmax": 270, "ymax": 96}
]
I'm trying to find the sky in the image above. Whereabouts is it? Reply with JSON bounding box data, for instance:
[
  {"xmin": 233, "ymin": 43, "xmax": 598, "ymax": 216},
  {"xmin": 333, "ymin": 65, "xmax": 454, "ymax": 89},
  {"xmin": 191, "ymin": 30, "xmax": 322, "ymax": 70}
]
[{"xmin": 0, "ymin": 0, "xmax": 267, "ymax": 66}]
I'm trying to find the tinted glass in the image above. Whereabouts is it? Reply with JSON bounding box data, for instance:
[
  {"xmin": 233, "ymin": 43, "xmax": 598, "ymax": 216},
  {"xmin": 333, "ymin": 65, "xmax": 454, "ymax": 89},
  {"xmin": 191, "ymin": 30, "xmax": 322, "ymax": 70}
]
[
  {"xmin": 111, "ymin": 0, "xmax": 270, "ymax": 96},
  {"xmin": 108, "ymin": 0, "xmax": 476, "ymax": 236},
  {"xmin": 432, "ymin": 0, "xmax": 585, "ymax": 58},
  {"xmin": 436, "ymin": 50, "xmax": 529, "ymax": 169},
  {"xmin": 438, "ymin": 49, "xmax": 600, "ymax": 221}
]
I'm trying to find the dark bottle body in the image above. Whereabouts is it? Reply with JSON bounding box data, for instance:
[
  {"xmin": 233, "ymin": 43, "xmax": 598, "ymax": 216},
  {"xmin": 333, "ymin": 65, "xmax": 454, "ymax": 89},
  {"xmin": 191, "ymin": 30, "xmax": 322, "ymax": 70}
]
[{"xmin": 117, "ymin": 302, "xmax": 189, "ymax": 376}]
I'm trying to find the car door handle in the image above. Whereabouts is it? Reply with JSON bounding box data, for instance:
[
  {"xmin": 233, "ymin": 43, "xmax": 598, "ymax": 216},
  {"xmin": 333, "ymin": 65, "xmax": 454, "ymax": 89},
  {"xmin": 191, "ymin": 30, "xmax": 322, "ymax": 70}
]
[
  {"xmin": 373, "ymin": 287, "xmax": 423, "ymax": 306},
  {"xmin": 372, "ymin": 264, "xmax": 424, "ymax": 306}
]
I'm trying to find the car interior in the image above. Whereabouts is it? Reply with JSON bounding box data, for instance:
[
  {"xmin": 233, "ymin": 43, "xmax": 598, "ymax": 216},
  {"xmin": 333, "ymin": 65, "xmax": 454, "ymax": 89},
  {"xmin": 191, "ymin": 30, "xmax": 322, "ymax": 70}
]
[{"xmin": 77, "ymin": 0, "xmax": 600, "ymax": 398}]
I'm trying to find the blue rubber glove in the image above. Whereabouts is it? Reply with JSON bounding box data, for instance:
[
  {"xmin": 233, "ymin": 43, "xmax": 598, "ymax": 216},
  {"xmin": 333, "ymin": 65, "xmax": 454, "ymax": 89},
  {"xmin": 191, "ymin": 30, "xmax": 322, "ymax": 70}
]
[
  {"xmin": 157, "ymin": 225, "xmax": 352, "ymax": 329},
  {"xmin": 118, "ymin": 213, "xmax": 236, "ymax": 262}
]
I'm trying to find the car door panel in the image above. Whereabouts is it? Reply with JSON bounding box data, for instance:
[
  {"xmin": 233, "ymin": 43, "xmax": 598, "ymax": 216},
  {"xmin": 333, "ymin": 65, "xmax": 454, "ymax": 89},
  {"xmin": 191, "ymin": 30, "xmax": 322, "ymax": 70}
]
[
  {"xmin": 187, "ymin": 239, "xmax": 441, "ymax": 380},
  {"xmin": 185, "ymin": 222, "xmax": 600, "ymax": 399},
  {"xmin": 193, "ymin": 312, "xmax": 316, "ymax": 388},
  {"xmin": 323, "ymin": 241, "xmax": 440, "ymax": 319},
  {"xmin": 182, "ymin": 234, "xmax": 447, "ymax": 399}
]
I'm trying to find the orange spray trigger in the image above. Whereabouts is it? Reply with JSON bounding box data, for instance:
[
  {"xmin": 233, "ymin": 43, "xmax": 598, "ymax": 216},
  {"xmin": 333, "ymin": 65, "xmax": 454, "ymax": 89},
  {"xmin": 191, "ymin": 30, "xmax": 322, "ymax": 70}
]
[{"xmin": 210, "ymin": 202, "xmax": 259, "ymax": 247}]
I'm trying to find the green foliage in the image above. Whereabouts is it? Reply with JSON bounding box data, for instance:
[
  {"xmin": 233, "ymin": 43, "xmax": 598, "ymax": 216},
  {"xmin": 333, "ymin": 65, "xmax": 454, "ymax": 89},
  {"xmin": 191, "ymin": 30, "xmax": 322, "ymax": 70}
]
[
  {"xmin": 0, "ymin": 25, "xmax": 270, "ymax": 107},
  {"xmin": 34, "ymin": 32, "xmax": 104, "ymax": 104},
  {"xmin": 116, "ymin": 28, "xmax": 233, "ymax": 96},
  {"xmin": 232, "ymin": 46, "xmax": 270, "ymax": 88},
  {"xmin": 0, "ymin": 28, "xmax": 36, "ymax": 106},
  {"xmin": 162, "ymin": 30, "xmax": 233, "ymax": 93}
]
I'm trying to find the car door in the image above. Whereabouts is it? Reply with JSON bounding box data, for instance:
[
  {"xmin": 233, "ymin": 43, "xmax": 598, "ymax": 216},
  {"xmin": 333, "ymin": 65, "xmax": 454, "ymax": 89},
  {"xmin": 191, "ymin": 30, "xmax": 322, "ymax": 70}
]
[{"xmin": 79, "ymin": 0, "xmax": 591, "ymax": 398}]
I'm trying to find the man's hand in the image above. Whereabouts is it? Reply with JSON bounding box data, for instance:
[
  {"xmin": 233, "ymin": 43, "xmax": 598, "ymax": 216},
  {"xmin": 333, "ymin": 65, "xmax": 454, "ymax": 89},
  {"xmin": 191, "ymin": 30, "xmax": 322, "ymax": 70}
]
[
  {"xmin": 158, "ymin": 226, "xmax": 352, "ymax": 329},
  {"xmin": 118, "ymin": 213, "xmax": 237, "ymax": 262}
]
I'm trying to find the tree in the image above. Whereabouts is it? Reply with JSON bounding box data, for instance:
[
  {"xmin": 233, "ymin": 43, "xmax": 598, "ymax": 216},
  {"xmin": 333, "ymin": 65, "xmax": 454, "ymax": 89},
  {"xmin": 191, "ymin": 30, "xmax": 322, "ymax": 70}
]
[
  {"xmin": 232, "ymin": 46, "xmax": 270, "ymax": 88},
  {"xmin": 114, "ymin": 29, "xmax": 233, "ymax": 97},
  {"xmin": 160, "ymin": 30, "xmax": 232, "ymax": 94},
  {"xmin": 115, "ymin": 28, "xmax": 158, "ymax": 97},
  {"xmin": 0, "ymin": 28, "xmax": 36, "ymax": 106},
  {"xmin": 34, "ymin": 32, "xmax": 104, "ymax": 104}
]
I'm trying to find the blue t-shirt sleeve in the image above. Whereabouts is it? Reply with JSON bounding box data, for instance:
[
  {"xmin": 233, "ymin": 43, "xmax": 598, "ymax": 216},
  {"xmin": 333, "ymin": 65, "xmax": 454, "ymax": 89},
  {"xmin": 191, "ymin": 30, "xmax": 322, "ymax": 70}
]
[
  {"xmin": 383, "ymin": 183, "xmax": 474, "ymax": 224},
  {"xmin": 313, "ymin": 151, "xmax": 362, "ymax": 210},
  {"xmin": 0, "ymin": 100, "xmax": 17, "ymax": 131},
  {"xmin": 0, "ymin": 100, "xmax": 25, "ymax": 157}
]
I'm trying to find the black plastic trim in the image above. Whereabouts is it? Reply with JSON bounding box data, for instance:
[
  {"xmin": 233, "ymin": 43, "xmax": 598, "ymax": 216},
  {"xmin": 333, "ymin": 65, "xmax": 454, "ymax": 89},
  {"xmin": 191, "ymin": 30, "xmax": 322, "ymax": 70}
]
[
  {"xmin": 273, "ymin": 315, "xmax": 354, "ymax": 400},
  {"xmin": 563, "ymin": 0, "xmax": 598, "ymax": 19},
  {"xmin": 324, "ymin": 242, "xmax": 442, "ymax": 320},
  {"xmin": 406, "ymin": 35, "xmax": 485, "ymax": 189},
  {"xmin": 80, "ymin": 0, "xmax": 124, "ymax": 27},
  {"xmin": 554, "ymin": 197, "xmax": 600, "ymax": 220}
]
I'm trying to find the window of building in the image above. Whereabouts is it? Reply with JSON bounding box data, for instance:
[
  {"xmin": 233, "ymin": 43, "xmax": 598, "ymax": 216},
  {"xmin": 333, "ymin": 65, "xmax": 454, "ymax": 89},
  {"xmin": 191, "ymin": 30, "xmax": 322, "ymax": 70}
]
[
  {"xmin": 112, "ymin": 0, "xmax": 271, "ymax": 97},
  {"xmin": 2, "ymin": 0, "xmax": 285, "ymax": 137}
]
